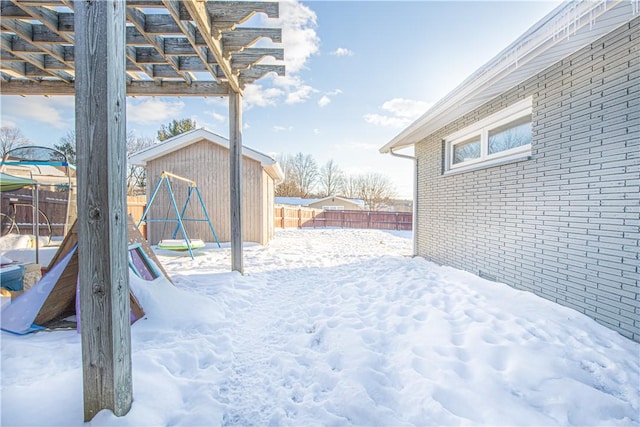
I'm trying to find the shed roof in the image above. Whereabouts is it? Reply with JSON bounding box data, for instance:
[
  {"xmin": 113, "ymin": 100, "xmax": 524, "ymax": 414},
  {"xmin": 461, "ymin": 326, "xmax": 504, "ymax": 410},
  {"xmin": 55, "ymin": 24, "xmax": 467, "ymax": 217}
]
[
  {"xmin": 380, "ymin": 0, "xmax": 637, "ymax": 153},
  {"xmin": 129, "ymin": 128, "xmax": 284, "ymax": 182},
  {"xmin": 276, "ymin": 196, "xmax": 365, "ymax": 208}
]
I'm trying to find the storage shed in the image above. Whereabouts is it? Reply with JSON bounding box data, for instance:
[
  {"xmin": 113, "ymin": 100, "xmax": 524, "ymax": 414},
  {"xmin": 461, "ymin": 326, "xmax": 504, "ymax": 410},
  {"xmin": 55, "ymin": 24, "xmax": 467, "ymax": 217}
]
[
  {"xmin": 381, "ymin": 2, "xmax": 639, "ymax": 341},
  {"xmin": 130, "ymin": 128, "xmax": 283, "ymax": 246}
]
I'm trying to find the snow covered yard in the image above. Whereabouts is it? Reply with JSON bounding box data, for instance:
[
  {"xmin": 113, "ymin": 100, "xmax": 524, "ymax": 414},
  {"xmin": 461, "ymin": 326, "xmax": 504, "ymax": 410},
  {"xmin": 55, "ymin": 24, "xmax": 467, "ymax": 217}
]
[{"xmin": 1, "ymin": 228, "xmax": 638, "ymax": 426}]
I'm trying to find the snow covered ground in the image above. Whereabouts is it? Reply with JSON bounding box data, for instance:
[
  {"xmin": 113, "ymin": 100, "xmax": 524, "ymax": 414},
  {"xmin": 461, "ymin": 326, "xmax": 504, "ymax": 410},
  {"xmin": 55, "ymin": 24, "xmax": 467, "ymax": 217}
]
[{"xmin": 1, "ymin": 228, "xmax": 638, "ymax": 426}]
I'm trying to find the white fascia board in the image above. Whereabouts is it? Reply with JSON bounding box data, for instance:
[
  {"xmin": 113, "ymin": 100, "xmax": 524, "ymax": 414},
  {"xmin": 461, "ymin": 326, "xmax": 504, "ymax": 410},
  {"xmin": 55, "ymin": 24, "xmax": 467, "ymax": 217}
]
[{"xmin": 379, "ymin": 0, "xmax": 637, "ymax": 153}]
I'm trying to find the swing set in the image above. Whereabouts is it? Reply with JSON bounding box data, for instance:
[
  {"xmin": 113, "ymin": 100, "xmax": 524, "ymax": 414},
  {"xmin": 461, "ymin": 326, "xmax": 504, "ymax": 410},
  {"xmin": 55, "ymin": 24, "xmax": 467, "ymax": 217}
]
[{"xmin": 137, "ymin": 171, "xmax": 220, "ymax": 259}]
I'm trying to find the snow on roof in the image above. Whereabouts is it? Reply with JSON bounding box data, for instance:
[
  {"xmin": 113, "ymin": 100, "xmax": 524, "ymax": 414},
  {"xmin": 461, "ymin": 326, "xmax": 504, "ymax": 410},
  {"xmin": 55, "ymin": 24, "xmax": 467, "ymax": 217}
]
[
  {"xmin": 275, "ymin": 197, "xmax": 319, "ymax": 207},
  {"xmin": 128, "ymin": 128, "xmax": 284, "ymax": 182},
  {"xmin": 380, "ymin": 0, "xmax": 638, "ymax": 153},
  {"xmin": 275, "ymin": 196, "xmax": 365, "ymax": 207}
]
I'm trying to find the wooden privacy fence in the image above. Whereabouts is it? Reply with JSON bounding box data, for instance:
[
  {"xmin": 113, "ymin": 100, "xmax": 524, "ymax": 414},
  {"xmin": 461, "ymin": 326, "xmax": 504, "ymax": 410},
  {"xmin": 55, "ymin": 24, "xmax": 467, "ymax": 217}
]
[
  {"xmin": 2, "ymin": 192, "xmax": 147, "ymax": 238},
  {"xmin": 127, "ymin": 196, "xmax": 146, "ymax": 225},
  {"xmin": 127, "ymin": 195, "xmax": 147, "ymax": 237},
  {"xmin": 275, "ymin": 205, "xmax": 412, "ymax": 231},
  {"xmin": 1, "ymin": 188, "xmax": 75, "ymax": 237}
]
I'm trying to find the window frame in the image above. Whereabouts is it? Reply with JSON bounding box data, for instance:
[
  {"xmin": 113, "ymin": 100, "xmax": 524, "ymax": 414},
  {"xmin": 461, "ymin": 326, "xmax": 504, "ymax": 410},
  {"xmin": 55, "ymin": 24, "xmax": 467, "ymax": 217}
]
[{"xmin": 444, "ymin": 97, "xmax": 533, "ymax": 174}]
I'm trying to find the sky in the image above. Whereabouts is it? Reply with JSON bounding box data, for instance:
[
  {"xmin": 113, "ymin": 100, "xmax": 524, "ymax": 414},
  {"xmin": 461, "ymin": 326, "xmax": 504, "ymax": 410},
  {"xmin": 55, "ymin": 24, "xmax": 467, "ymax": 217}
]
[
  {"xmin": 2, "ymin": 228, "xmax": 639, "ymax": 425},
  {"xmin": 0, "ymin": 1, "xmax": 564, "ymax": 199}
]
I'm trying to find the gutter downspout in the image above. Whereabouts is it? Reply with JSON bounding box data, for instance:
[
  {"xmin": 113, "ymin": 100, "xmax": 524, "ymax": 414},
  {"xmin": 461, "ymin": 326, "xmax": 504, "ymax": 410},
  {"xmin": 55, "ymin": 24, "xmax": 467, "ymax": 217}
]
[{"xmin": 389, "ymin": 147, "xmax": 417, "ymax": 257}]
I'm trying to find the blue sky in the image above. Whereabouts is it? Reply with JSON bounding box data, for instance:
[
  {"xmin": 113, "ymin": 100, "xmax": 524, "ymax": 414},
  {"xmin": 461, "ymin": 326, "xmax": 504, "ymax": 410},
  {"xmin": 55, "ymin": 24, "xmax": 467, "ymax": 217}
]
[{"xmin": 1, "ymin": 1, "xmax": 562, "ymax": 198}]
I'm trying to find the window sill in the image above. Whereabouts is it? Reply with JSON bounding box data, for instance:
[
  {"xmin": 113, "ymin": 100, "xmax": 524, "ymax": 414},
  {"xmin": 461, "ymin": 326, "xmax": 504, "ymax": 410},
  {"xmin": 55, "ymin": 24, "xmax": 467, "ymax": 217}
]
[{"xmin": 443, "ymin": 153, "xmax": 532, "ymax": 176}]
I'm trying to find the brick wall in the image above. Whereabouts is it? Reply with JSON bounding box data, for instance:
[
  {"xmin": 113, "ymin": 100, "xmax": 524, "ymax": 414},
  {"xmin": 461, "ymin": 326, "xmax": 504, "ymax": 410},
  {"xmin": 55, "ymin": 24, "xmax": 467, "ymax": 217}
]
[{"xmin": 415, "ymin": 18, "xmax": 639, "ymax": 340}]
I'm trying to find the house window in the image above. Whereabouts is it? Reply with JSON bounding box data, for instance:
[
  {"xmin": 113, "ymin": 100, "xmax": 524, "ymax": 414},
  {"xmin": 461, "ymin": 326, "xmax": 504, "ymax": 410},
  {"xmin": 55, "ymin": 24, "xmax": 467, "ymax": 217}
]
[
  {"xmin": 452, "ymin": 137, "xmax": 481, "ymax": 164},
  {"xmin": 488, "ymin": 116, "xmax": 532, "ymax": 155},
  {"xmin": 445, "ymin": 97, "xmax": 532, "ymax": 173}
]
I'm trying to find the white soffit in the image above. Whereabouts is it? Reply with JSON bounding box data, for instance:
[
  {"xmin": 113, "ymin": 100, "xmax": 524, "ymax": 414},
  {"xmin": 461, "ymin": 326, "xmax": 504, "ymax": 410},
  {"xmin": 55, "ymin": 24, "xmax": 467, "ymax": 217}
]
[{"xmin": 380, "ymin": 0, "xmax": 638, "ymax": 153}]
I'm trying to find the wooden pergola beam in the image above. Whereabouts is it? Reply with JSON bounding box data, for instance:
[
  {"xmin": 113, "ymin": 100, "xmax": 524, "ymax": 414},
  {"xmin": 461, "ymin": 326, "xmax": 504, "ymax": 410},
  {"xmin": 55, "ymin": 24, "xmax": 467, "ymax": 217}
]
[
  {"xmin": 181, "ymin": 0, "xmax": 240, "ymax": 92},
  {"xmin": 207, "ymin": 1, "xmax": 279, "ymax": 30},
  {"xmin": 222, "ymin": 27, "xmax": 281, "ymax": 56},
  {"xmin": 239, "ymin": 64, "xmax": 285, "ymax": 87},
  {"xmin": 231, "ymin": 47, "xmax": 284, "ymax": 71},
  {"xmin": 162, "ymin": 0, "xmax": 221, "ymax": 82},
  {"xmin": 0, "ymin": 79, "xmax": 231, "ymax": 95},
  {"xmin": 126, "ymin": 7, "xmax": 192, "ymax": 84},
  {"xmin": 1, "ymin": 1, "xmax": 283, "ymax": 88}
]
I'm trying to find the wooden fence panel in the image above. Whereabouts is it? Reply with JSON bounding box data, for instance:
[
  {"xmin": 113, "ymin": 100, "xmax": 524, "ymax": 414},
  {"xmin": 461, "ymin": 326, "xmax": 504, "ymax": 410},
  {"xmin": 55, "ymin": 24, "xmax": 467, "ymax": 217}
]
[
  {"xmin": 1, "ymin": 188, "xmax": 71, "ymax": 237},
  {"xmin": 126, "ymin": 196, "xmax": 147, "ymax": 237},
  {"xmin": 275, "ymin": 205, "xmax": 412, "ymax": 231},
  {"xmin": 2, "ymin": 192, "xmax": 148, "ymax": 238}
]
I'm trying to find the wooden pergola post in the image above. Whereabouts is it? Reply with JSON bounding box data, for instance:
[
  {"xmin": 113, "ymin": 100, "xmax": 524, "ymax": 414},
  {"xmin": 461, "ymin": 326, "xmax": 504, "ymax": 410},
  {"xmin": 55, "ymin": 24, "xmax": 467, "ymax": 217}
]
[
  {"xmin": 229, "ymin": 91, "xmax": 243, "ymax": 273},
  {"xmin": 75, "ymin": 0, "xmax": 132, "ymax": 421}
]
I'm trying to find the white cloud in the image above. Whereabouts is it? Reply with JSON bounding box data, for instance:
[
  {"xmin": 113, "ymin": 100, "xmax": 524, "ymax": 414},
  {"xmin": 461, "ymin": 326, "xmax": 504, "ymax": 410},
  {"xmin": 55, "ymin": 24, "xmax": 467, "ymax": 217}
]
[
  {"xmin": 318, "ymin": 95, "xmax": 331, "ymax": 108},
  {"xmin": 317, "ymin": 88, "xmax": 342, "ymax": 108},
  {"xmin": 242, "ymin": 83, "xmax": 284, "ymax": 109},
  {"xmin": 277, "ymin": 1, "xmax": 320, "ymax": 74},
  {"xmin": 363, "ymin": 113, "xmax": 410, "ymax": 128},
  {"xmin": 381, "ymin": 98, "xmax": 431, "ymax": 118},
  {"xmin": 273, "ymin": 125, "xmax": 293, "ymax": 132},
  {"xmin": 202, "ymin": 97, "xmax": 227, "ymax": 107},
  {"xmin": 364, "ymin": 98, "xmax": 432, "ymax": 128},
  {"xmin": 211, "ymin": 112, "xmax": 226, "ymax": 123},
  {"xmin": 241, "ymin": 73, "xmax": 320, "ymax": 108},
  {"xmin": 313, "ymin": 128, "xmax": 320, "ymax": 135},
  {"xmin": 331, "ymin": 47, "xmax": 354, "ymax": 57},
  {"xmin": 0, "ymin": 117, "xmax": 17, "ymax": 128},
  {"xmin": 243, "ymin": 1, "xmax": 319, "ymax": 108},
  {"xmin": 127, "ymin": 98, "xmax": 186, "ymax": 125},
  {"xmin": 2, "ymin": 97, "xmax": 74, "ymax": 130},
  {"xmin": 284, "ymin": 83, "xmax": 315, "ymax": 105}
]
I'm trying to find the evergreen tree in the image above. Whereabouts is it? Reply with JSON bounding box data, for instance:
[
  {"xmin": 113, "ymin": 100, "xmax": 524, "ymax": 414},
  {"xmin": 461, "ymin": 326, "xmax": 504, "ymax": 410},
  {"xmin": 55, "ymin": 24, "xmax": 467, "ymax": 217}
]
[{"xmin": 157, "ymin": 118, "xmax": 197, "ymax": 141}]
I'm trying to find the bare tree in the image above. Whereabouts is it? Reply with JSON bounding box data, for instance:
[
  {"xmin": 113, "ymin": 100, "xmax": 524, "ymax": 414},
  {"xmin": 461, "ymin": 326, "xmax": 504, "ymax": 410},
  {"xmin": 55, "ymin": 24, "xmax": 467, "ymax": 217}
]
[
  {"xmin": 340, "ymin": 175, "xmax": 362, "ymax": 199},
  {"xmin": 275, "ymin": 153, "xmax": 299, "ymax": 197},
  {"xmin": 318, "ymin": 159, "xmax": 343, "ymax": 197},
  {"xmin": 274, "ymin": 152, "xmax": 319, "ymax": 197},
  {"xmin": 357, "ymin": 172, "xmax": 397, "ymax": 211},
  {"xmin": 126, "ymin": 135, "xmax": 155, "ymax": 195},
  {"xmin": 290, "ymin": 152, "xmax": 318, "ymax": 198},
  {"xmin": 1, "ymin": 127, "xmax": 30, "ymax": 158}
]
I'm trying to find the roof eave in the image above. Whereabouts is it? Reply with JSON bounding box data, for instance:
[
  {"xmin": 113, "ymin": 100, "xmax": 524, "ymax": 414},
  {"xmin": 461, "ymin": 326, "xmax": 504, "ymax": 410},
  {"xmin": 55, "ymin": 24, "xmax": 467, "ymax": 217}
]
[{"xmin": 380, "ymin": 0, "xmax": 638, "ymax": 153}]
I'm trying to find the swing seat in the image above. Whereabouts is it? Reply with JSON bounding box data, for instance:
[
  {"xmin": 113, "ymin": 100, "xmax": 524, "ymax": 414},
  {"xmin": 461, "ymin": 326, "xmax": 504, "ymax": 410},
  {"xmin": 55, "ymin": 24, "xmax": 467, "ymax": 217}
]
[{"xmin": 157, "ymin": 239, "xmax": 205, "ymax": 251}]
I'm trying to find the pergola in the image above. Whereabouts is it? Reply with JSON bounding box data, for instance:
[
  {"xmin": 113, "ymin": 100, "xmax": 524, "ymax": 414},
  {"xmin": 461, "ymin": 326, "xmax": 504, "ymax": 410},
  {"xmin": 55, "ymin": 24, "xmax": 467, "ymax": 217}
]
[{"xmin": 0, "ymin": 0, "xmax": 284, "ymax": 420}]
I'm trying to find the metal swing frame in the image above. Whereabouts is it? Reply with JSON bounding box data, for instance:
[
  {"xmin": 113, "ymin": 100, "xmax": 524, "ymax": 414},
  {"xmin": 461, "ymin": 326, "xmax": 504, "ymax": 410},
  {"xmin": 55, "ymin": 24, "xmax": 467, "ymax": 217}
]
[{"xmin": 137, "ymin": 171, "xmax": 220, "ymax": 259}]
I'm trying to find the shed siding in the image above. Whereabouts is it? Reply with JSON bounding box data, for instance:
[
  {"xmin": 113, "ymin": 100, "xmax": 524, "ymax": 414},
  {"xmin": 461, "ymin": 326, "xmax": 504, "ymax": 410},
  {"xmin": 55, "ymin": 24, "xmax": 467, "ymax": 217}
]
[
  {"xmin": 415, "ymin": 18, "xmax": 639, "ymax": 341},
  {"xmin": 262, "ymin": 170, "xmax": 275, "ymax": 244},
  {"xmin": 145, "ymin": 139, "xmax": 272, "ymax": 245}
]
